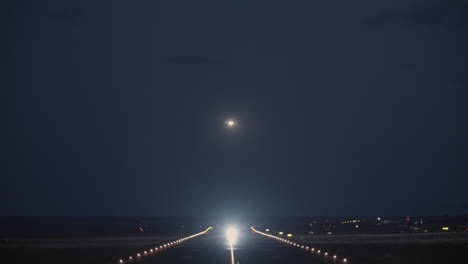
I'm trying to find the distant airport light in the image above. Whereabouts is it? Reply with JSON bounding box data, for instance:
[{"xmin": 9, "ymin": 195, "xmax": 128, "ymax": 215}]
[
  {"xmin": 279, "ymin": 232, "xmax": 284, "ymax": 235},
  {"xmin": 265, "ymin": 229, "xmax": 270, "ymax": 232},
  {"xmin": 343, "ymin": 258, "xmax": 348, "ymax": 262},
  {"xmin": 119, "ymin": 259, "xmax": 123, "ymax": 263},
  {"xmin": 442, "ymin": 227, "xmax": 449, "ymax": 230},
  {"xmin": 287, "ymin": 233, "xmax": 292, "ymax": 237},
  {"xmin": 333, "ymin": 255, "xmax": 337, "ymax": 259},
  {"xmin": 129, "ymin": 256, "xmax": 132, "ymax": 260},
  {"xmin": 137, "ymin": 253, "xmax": 141, "ymax": 257}
]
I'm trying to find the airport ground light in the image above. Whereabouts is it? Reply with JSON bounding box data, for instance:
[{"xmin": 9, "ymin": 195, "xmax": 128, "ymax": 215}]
[
  {"xmin": 251, "ymin": 227, "xmax": 349, "ymax": 263},
  {"xmin": 117, "ymin": 227, "xmax": 212, "ymax": 263}
]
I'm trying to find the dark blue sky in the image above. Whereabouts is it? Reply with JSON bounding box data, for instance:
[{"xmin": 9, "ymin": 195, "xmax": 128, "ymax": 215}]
[{"xmin": 5, "ymin": 0, "xmax": 468, "ymax": 217}]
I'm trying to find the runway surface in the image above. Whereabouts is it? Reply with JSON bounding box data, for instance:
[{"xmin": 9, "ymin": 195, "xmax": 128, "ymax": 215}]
[{"xmin": 137, "ymin": 229, "xmax": 335, "ymax": 264}]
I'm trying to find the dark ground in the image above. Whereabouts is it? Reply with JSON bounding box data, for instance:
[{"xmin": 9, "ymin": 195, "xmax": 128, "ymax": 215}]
[{"xmin": 1, "ymin": 236, "xmax": 178, "ymax": 264}]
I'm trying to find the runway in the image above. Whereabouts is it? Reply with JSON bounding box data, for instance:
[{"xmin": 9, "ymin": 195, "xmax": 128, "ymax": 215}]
[{"xmin": 137, "ymin": 228, "xmax": 336, "ymax": 264}]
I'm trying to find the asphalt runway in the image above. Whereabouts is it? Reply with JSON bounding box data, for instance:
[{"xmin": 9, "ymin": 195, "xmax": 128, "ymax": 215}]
[{"xmin": 137, "ymin": 229, "xmax": 336, "ymax": 264}]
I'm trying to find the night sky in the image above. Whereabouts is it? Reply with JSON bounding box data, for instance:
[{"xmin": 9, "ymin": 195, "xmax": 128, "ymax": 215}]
[{"xmin": 5, "ymin": 0, "xmax": 468, "ymax": 217}]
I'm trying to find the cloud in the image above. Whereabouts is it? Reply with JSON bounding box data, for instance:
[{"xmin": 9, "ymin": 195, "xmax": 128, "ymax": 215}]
[
  {"xmin": 49, "ymin": 4, "xmax": 87, "ymax": 25},
  {"xmin": 165, "ymin": 56, "xmax": 222, "ymax": 67},
  {"xmin": 362, "ymin": 1, "xmax": 467, "ymax": 27}
]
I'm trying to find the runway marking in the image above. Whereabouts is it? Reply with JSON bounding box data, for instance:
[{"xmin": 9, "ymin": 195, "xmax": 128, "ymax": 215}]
[
  {"xmin": 230, "ymin": 243, "xmax": 235, "ymax": 264},
  {"xmin": 176, "ymin": 246, "xmax": 204, "ymax": 248}
]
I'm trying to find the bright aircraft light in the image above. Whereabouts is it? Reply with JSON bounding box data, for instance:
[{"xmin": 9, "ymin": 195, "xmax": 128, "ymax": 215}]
[
  {"xmin": 225, "ymin": 120, "xmax": 237, "ymax": 128},
  {"xmin": 226, "ymin": 227, "xmax": 238, "ymax": 244}
]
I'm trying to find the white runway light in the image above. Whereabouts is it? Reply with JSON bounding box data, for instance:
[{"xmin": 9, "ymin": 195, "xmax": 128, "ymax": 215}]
[
  {"xmin": 226, "ymin": 227, "xmax": 238, "ymax": 244},
  {"xmin": 225, "ymin": 120, "xmax": 237, "ymax": 128}
]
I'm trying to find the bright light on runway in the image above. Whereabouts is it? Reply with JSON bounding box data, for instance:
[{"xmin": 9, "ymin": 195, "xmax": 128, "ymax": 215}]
[
  {"xmin": 226, "ymin": 227, "xmax": 238, "ymax": 244},
  {"xmin": 225, "ymin": 120, "xmax": 237, "ymax": 128}
]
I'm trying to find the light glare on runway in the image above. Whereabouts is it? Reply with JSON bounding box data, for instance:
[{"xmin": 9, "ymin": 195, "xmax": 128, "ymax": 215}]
[
  {"xmin": 226, "ymin": 227, "xmax": 238, "ymax": 244},
  {"xmin": 225, "ymin": 120, "xmax": 237, "ymax": 128}
]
